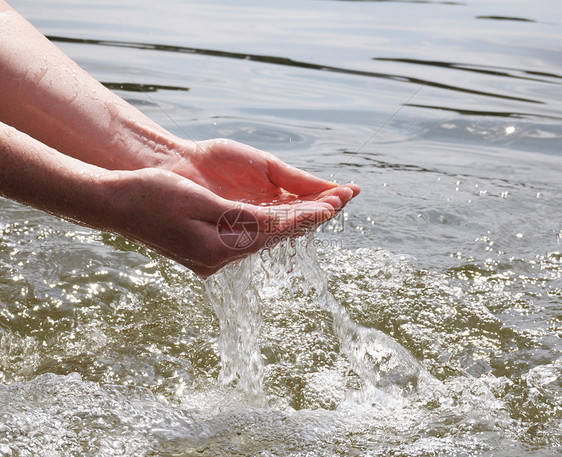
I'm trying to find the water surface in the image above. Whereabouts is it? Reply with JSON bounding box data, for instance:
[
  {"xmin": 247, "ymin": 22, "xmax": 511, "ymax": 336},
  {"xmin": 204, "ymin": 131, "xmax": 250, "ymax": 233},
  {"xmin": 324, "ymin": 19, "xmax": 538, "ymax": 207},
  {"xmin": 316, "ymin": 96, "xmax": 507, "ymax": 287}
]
[{"xmin": 1, "ymin": 0, "xmax": 561, "ymax": 455}]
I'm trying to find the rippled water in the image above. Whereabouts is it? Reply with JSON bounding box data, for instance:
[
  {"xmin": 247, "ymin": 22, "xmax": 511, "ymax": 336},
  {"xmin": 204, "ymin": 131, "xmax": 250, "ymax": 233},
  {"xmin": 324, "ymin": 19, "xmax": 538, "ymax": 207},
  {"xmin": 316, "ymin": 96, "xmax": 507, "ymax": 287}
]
[{"xmin": 1, "ymin": 0, "xmax": 561, "ymax": 455}]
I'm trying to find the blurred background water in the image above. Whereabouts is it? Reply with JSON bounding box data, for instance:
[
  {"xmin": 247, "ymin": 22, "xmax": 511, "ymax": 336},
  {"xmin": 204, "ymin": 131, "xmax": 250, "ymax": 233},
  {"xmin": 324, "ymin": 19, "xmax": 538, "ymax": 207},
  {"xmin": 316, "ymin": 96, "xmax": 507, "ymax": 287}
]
[{"xmin": 0, "ymin": 0, "xmax": 561, "ymax": 455}]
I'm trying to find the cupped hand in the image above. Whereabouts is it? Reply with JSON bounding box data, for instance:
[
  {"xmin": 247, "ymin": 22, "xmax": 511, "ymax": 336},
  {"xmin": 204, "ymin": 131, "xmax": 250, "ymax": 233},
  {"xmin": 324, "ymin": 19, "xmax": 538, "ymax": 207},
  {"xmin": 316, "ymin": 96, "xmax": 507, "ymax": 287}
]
[
  {"xmin": 103, "ymin": 165, "xmax": 358, "ymax": 278},
  {"xmin": 166, "ymin": 138, "xmax": 360, "ymax": 205}
]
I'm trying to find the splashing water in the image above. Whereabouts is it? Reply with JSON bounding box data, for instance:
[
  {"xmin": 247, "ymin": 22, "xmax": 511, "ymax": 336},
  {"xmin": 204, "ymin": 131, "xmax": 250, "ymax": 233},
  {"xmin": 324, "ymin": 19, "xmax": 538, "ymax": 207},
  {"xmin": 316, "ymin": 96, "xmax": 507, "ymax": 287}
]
[
  {"xmin": 198, "ymin": 235, "xmax": 562, "ymax": 455},
  {"xmin": 204, "ymin": 234, "xmax": 438, "ymax": 405},
  {"xmin": 204, "ymin": 254, "xmax": 265, "ymax": 401},
  {"xmin": 0, "ymin": 224, "xmax": 559, "ymax": 455}
]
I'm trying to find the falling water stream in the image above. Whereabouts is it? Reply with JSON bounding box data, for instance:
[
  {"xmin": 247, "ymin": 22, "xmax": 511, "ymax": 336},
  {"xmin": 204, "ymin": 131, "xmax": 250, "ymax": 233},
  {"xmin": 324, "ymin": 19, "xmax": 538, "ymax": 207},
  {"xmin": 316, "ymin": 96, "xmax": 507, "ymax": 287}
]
[
  {"xmin": 200, "ymin": 235, "xmax": 553, "ymax": 456},
  {"xmin": 205, "ymin": 235, "xmax": 437, "ymax": 405}
]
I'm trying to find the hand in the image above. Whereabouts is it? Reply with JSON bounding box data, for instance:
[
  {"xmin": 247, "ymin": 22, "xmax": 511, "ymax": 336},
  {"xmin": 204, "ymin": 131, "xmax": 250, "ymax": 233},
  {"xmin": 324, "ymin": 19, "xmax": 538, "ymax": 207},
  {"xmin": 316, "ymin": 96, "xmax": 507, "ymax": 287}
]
[
  {"xmin": 172, "ymin": 138, "xmax": 360, "ymax": 204},
  {"xmin": 103, "ymin": 161, "xmax": 359, "ymax": 278},
  {"xmin": 0, "ymin": 2, "xmax": 360, "ymax": 278},
  {"xmin": 1, "ymin": 121, "xmax": 358, "ymax": 278}
]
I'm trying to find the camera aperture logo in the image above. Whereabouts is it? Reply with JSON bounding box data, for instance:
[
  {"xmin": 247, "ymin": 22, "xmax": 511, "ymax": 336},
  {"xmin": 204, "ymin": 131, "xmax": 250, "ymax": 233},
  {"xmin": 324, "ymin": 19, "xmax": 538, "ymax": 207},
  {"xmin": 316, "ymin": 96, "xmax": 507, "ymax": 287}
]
[{"xmin": 217, "ymin": 208, "xmax": 259, "ymax": 250}]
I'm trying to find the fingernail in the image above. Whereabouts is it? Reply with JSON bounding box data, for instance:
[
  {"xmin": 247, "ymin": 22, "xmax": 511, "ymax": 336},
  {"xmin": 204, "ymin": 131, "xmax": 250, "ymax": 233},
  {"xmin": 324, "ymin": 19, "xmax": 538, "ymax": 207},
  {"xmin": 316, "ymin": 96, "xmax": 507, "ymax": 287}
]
[
  {"xmin": 340, "ymin": 187, "xmax": 353, "ymax": 201},
  {"xmin": 344, "ymin": 183, "xmax": 361, "ymax": 197}
]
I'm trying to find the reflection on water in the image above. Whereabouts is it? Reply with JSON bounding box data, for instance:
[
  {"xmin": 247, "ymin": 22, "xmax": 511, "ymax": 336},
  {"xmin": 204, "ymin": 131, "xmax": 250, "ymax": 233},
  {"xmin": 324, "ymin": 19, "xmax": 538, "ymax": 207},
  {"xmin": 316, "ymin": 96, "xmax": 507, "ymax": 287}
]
[
  {"xmin": 1, "ymin": 0, "xmax": 561, "ymax": 455},
  {"xmin": 101, "ymin": 82, "xmax": 189, "ymax": 93},
  {"xmin": 48, "ymin": 35, "xmax": 561, "ymax": 109}
]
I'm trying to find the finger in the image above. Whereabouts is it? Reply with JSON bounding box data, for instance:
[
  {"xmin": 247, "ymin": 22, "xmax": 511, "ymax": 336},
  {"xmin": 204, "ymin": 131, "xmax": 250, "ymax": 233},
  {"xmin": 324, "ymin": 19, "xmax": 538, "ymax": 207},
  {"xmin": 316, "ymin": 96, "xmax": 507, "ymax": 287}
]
[
  {"xmin": 314, "ymin": 186, "xmax": 354, "ymax": 208},
  {"xmin": 267, "ymin": 158, "xmax": 338, "ymax": 196},
  {"xmin": 252, "ymin": 201, "xmax": 335, "ymax": 238},
  {"xmin": 201, "ymin": 201, "xmax": 337, "ymax": 276},
  {"xmin": 342, "ymin": 182, "xmax": 361, "ymax": 197}
]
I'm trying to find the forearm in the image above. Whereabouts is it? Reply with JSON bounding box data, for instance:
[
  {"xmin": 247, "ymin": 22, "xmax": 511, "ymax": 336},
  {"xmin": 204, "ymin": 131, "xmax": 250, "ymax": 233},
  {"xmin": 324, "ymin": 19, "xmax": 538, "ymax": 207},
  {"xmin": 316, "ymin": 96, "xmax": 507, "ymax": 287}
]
[
  {"xmin": 0, "ymin": 120, "xmax": 115, "ymax": 229},
  {"xmin": 0, "ymin": 1, "xmax": 181, "ymax": 171}
]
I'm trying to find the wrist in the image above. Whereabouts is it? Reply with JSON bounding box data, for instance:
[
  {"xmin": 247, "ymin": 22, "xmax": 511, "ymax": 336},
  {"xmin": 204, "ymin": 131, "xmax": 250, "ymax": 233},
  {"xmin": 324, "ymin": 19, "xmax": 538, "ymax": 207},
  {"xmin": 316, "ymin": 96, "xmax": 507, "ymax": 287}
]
[
  {"xmin": 118, "ymin": 123, "xmax": 207, "ymax": 192},
  {"xmin": 108, "ymin": 117, "xmax": 196, "ymax": 171}
]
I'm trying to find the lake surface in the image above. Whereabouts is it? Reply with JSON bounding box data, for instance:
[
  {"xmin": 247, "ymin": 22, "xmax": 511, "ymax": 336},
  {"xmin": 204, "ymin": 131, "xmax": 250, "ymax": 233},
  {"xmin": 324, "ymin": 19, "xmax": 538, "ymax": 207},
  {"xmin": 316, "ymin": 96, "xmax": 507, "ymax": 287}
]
[{"xmin": 1, "ymin": 0, "xmax": 561, "ymax": 455}]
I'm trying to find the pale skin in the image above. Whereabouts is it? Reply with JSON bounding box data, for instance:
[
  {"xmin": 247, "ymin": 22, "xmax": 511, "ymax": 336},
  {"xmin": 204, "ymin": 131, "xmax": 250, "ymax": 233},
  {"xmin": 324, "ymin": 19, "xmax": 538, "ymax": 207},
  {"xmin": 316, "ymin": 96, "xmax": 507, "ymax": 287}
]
[{"xmin": 0, "ymin": 1, "xmax": 360, "ymax": 278}]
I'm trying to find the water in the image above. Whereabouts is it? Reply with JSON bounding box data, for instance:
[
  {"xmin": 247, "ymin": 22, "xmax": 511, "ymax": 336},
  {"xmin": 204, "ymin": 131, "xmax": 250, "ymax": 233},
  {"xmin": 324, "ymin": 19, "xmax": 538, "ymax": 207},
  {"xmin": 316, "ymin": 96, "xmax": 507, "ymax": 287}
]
[{"xmin": 1, "ymin": 0, "xmax": 561, "ymax": 455}]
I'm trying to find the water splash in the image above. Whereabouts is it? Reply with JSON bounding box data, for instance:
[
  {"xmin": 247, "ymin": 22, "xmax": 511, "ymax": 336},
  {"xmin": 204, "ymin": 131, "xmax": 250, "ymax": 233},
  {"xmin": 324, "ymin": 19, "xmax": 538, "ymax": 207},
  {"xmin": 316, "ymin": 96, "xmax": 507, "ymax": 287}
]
[
  {"xmin": 204, "ymin": 255, "xmax": 264, "ymax": 402},
  {"xmin": 204, "ymin": 234, "xmax": 436, "ymax": 405}
]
